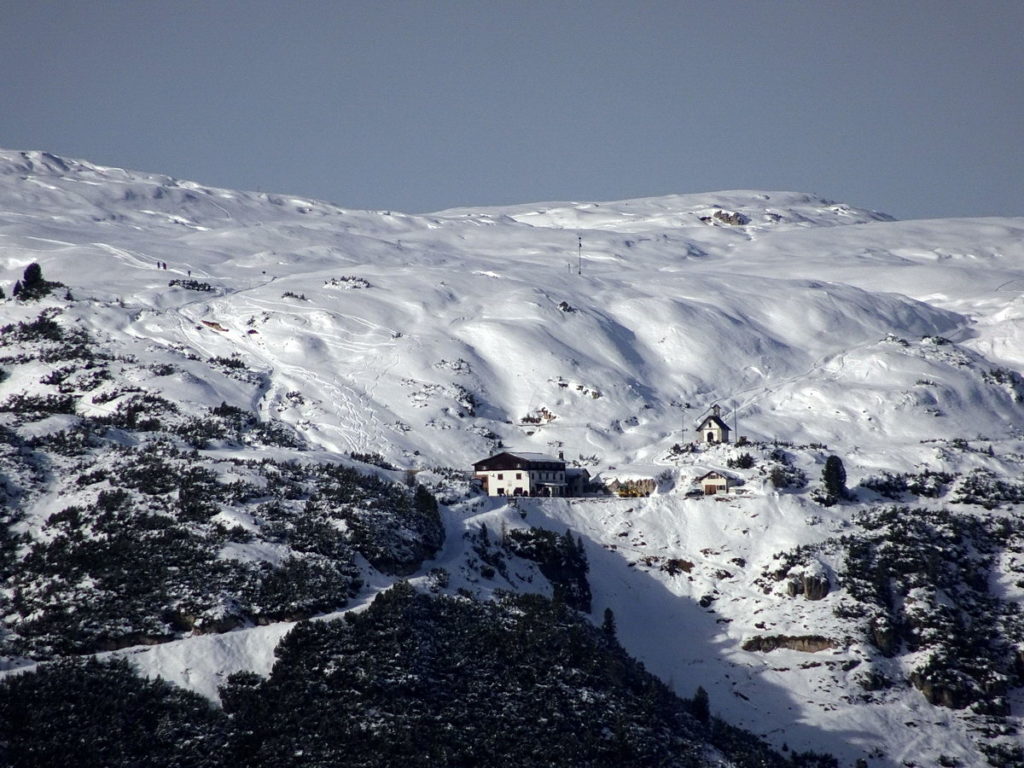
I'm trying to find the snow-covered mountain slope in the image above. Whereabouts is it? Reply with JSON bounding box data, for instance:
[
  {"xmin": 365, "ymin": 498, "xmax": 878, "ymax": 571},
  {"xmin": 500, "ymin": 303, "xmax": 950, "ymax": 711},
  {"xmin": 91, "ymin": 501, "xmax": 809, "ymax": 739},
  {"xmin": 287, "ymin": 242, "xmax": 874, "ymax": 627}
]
[
  {"xmin": 5, "ymin": 149, "xmax": 1023, "ymax": 469},
  {"xmin": 2, "ymin": 148, "xmax": 1024, "ymax": 766}
]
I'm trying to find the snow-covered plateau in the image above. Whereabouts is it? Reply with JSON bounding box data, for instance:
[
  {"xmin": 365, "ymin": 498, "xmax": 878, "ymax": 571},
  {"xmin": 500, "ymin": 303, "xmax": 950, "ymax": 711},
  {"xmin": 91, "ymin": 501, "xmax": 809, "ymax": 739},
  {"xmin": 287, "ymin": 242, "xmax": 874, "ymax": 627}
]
[{"xmin": 2, "ymin": 149, "xmax": 1024, "ymax": 766}]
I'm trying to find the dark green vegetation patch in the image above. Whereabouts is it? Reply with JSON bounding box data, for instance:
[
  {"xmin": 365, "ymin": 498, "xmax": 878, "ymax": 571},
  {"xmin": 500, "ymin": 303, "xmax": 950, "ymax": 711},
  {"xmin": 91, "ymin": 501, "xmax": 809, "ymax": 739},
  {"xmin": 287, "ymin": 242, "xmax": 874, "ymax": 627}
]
[{"xmin": 2, "ymin": 589, "xmax": 819, "ymax": 768}]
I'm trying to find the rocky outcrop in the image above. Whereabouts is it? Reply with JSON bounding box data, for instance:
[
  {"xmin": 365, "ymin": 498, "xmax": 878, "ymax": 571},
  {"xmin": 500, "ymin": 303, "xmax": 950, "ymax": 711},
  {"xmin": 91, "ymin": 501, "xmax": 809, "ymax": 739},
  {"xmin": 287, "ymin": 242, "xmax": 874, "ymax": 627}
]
[
  {"xmin": 909, "ymin": 670, "xmax": 977, "ymax": 711},
  {"xmin": 786, "ymin": 572, "xmax": 831, "ymax": 600},
  {"xmin": 711, "ymin": 210, "xmax": 750, "ymax": 226},
  {"xmin": 784, "ymin": 560, "xmax": 832, "ymax": 601},
  {"xmin": 869, "ymin": 615, "xmax": 898, "ymax": 657},
  {"xmin": 741, "ymin": 634, "xmax": 835, "ymax": 653},
  {"xmin": 909, "ymin": 664, "xmax": 1011, "ymax": 714}
]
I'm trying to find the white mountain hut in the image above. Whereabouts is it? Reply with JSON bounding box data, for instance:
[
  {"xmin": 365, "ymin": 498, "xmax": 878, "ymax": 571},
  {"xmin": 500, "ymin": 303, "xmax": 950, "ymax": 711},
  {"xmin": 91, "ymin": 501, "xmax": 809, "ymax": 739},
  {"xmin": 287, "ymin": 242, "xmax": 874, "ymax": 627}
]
[{"xmin": 472, "ymin": 451, "xmax": 567, "ymax": 497}]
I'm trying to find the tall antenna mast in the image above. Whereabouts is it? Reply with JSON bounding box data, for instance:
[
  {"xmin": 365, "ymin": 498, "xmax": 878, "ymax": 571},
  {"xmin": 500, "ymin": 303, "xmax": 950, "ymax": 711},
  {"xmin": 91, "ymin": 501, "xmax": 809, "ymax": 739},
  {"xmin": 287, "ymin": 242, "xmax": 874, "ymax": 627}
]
[{"xmin": 578, "ymin": 234, "xmax": 582, "ymax": 276}]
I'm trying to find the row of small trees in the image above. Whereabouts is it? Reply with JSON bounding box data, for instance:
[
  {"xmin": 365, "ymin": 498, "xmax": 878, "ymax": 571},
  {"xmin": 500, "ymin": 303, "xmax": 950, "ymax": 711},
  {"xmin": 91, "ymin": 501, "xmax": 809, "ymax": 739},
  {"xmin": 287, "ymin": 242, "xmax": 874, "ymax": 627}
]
[
  {"xmin": 4, "ymin": 262, "xmax": 63, "ymax": 301},
  {"xmin": 730, "ymin": 447, "xmax": 848, "ymax": 505}
]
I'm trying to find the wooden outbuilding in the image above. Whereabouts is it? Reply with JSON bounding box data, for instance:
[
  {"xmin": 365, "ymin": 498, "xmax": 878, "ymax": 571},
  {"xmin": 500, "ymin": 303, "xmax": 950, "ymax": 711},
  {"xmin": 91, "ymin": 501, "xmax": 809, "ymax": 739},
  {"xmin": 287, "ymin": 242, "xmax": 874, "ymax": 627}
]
[{"xmin": 695, "ymin": 471, "xmax": 731, "ymax": 495}]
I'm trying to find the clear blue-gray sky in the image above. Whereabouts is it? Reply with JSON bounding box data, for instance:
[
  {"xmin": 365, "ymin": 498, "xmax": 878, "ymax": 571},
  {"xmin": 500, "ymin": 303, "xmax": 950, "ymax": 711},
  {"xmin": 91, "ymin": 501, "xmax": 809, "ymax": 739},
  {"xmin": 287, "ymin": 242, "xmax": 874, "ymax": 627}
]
[{"xmin": 2, "ymin": 1, "xmax": 1022, "ymax": 219}]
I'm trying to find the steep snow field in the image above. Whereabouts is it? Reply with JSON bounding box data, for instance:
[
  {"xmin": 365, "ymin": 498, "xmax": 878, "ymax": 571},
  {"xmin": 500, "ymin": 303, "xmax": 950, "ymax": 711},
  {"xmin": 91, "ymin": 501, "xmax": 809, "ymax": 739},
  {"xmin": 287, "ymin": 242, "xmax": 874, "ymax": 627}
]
[{"xmin": 3, "ymin": 149, "xmax": 1024, "ymax": 766}]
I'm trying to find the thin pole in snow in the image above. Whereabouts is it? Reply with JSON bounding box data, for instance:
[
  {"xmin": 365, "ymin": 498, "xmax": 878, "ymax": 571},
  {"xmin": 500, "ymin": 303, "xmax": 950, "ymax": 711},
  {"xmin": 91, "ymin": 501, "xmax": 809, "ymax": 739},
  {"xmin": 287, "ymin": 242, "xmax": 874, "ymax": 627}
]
[{"xmin": 578, "ymin": 235, "xmax": 582, "ymax": 276}]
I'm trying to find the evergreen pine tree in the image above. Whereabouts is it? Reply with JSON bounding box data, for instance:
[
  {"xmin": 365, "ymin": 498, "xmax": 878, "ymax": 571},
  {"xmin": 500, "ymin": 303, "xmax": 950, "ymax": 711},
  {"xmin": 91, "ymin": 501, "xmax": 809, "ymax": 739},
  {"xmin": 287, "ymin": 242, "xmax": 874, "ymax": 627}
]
[
  {"xmin": 602, "ymin": 607, "xmax": 617, "ymax": 638},
  {"xmin": 414, "ymin": 484, "xmax": 438, "ymax": 516},
  {"xmin": 23, "ymin": 262, "xmax": 43, "ymax": 286},
  {"xmin": 12, "ymin": 280, "xmax": 21, "ymax": 297},
  {"xmin": 692, "ymin": 685, "xmax": 710, "ymax": 723},
  {"xmin": 822, "ymin": 455, "xmax": 848, "ymax": 504},
  {"xmin": 558, "ymin": 530, "xmax": 575, "ymax": 561}
]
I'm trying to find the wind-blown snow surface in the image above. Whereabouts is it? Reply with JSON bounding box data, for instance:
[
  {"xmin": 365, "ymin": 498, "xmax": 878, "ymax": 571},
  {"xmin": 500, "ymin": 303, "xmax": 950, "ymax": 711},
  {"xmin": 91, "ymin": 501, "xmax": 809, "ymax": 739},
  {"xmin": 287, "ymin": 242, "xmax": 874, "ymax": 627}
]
[{"xmin": 3, "ymin": 149, "xmax": 1024, "ymax": 765}]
